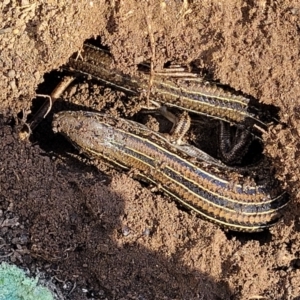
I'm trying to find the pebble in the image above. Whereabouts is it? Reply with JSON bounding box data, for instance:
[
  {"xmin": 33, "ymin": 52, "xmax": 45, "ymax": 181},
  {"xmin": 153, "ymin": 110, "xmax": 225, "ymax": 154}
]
[
  {"xmin": 143, "ymin": 228, "xmax": 151, "ymax": 236},
  {"xmin": 13, "ymin": 28, "xmax": 20, "ymax": 35},
  {"xmin": 9, "ymin": 79, "xmax": 17, "ymax": 91},
  {"xmin": 7, "ymin": 69, "xmax": 15, "ymax": 78},
  {"xmin": 21, "ymin": 0, "xmax": 30, "ymax": 6},
  {"xmin": 122, "ymin": 226, "xmax": 130, "ymax": 236}
]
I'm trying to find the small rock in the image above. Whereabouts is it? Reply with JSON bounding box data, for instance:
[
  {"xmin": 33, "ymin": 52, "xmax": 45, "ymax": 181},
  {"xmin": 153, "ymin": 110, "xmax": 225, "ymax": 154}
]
[
  {"xmin": 122, "ymin": 226, "xmax": 130, "ymax": 236},
  {"xmin": 143, "ymin": 228, "xmax": 151, "ymax": 236},
  {"xmin": 9, "ymin": 80, "xmax": 17, "ymax": 91},
  {"xmin": 21, "ymin": 0, "xmax": 30, "ymax": 6},
  {"xmin": 13, "ymin": 28, "xmax": 19, "ymax": 35},
  {"xmin": 7, "ymin": 69, "xmax": 15, "ymax": 78}
]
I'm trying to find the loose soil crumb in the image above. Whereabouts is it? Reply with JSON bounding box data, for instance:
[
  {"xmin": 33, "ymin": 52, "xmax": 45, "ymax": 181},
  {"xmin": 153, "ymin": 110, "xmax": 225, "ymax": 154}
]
[{"xmin": 1, "ymin": 1, "xmax": 300, "ymax": 299}]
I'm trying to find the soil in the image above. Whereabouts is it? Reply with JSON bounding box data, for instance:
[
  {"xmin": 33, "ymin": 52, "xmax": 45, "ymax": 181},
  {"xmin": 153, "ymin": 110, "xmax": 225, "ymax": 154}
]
[{"xmin": 1, "ymin": 1, "xmax": 300, "ymax": 299}]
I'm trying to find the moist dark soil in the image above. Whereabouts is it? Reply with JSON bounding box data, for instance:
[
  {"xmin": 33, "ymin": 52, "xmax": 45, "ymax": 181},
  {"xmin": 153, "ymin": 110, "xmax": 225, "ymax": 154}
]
[{"xmin": 1, "ymin": 1, "xmax": 300, "ymax": 299}]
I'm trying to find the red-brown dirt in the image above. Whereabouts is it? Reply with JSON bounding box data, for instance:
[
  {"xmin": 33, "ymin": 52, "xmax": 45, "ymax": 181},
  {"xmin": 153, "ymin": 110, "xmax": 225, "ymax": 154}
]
[{"xmin": 1, "ymin": 1, "xmax": 300, "ymax": 299}]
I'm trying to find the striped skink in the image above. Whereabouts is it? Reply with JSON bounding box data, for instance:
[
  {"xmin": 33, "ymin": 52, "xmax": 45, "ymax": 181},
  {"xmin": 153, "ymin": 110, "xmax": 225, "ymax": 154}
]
[
  {"xmin": 52, "ymin": 111, "xmax": 289, "ymax": 232},
  {"xmin": 66, "ymin": 44, "xmax": 271, "ymax": 133}
]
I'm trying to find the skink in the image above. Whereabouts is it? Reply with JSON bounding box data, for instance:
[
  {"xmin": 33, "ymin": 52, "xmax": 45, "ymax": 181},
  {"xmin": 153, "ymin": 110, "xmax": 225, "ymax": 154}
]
[
  {"xmin": 66, "ymin": 44, "xmax": 271, "ymax": 133},
  {"xmin": 52, "ymin": 111, "xmax": 289, "ymax": 232}
]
